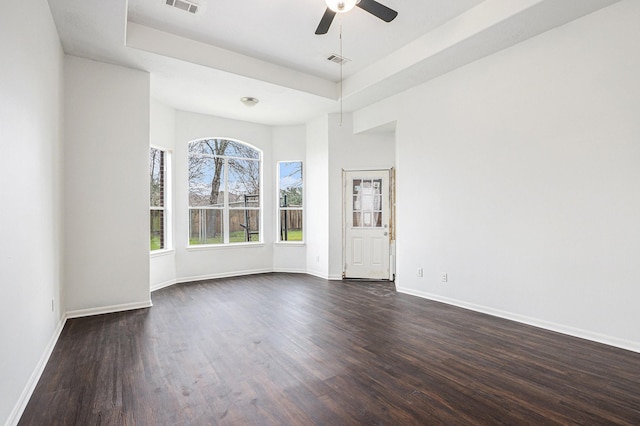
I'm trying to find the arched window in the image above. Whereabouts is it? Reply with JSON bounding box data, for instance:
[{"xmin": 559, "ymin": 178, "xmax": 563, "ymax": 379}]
[{"xmin": 188, "ymin": 138, "xmax": 261, "ymax": 245}]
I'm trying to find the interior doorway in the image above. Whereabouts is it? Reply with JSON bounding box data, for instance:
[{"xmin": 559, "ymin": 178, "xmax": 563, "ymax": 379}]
[{"xmin": 343, "ymin": 169, "xmax": 394, "ymax": 280}]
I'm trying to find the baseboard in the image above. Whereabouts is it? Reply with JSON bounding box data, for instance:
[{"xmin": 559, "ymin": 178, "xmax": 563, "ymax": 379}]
[
  {"xmin": 177, "ymin": 268, "xmax": 274, "ymax": 285},
  {"xmin": 66, "ymin": 300, "xmax": 153, "ymax": 319},
  {"xmin": 6, "ymin": 315, "xmax": 67, "ymax": 426},
  {"xmin": 152, "ymin": 269, "xmax": 343, "ymax": 292},
  {"xmin": 150, "ymin": 278, "xmax": 177, "ymax": 292},
  {"xmin": 304, "ymin": 270, "xmax": 330, "ymax": 280},
  {"xmin": 396, "ymin": 286, "xmax": 640, "ymax": 354},
  {"xmin": 272, "ymin": 268, "xmax": 307, "ymax": 274},
  {"xmin": 303, "ymin": 270, "xmax": 343, "ymax": 281}
]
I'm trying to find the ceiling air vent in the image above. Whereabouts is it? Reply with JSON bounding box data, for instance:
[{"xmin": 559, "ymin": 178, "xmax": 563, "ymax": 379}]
[
  {"xmin": 327, "ymin": 54, "xmax": 351, "ymax": 65},
  {"xmin": 165, "ymin": 0, "xmax": 198, "ymax": 14}
]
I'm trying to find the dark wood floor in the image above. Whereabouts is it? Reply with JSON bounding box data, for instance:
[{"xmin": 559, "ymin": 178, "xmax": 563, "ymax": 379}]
[{"xmin": 19, "ymin": 273, "xmax": 640, "ymax": 425}]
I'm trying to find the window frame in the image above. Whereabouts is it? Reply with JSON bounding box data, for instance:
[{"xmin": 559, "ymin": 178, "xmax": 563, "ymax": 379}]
[
  {"xmin": 187, "ymin": 138, "xmax": 263, "ymax": 247},
  {"xmin": 277, "ymin": 160, "xmax": 304, "ymax": 244},
  {"xmin": 150, "ymin": 146, "xmax": 172, "ymax": 252}
]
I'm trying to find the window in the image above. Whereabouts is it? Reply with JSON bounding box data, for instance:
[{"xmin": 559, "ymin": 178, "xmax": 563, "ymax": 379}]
[
  {"xmin": 278, "ymin": 161, "xmax": 303, "ymax": 242},
  {"xmin": 188, "ymin": 138, "xmax": 261, "ymax": 245},
  {"xmin": 150, "ymin": 147, "xmax": 169, "ymax": 251},
  {"xmin": 352, "ymin": 178, "xmax": 383, "ymax": 228}
]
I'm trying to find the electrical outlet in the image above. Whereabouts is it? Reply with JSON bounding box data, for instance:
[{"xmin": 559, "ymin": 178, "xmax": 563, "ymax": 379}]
[
  {"xmin": 441, "ymin": 272, "xmax": 448, "ymax": 283},
  {"xmin": 417, "ymin": 268, "xmax": 423, "ymax": 277}
]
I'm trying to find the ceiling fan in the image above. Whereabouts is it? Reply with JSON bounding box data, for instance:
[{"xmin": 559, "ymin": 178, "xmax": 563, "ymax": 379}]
[{"xmin": 315, "ymin": 0, "xmax": 398, "ymax": 35}]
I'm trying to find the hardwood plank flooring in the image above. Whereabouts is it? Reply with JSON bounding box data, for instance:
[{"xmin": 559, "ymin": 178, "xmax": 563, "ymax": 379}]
[{"xmin": 19, "ymin": 273, "xmax": 640, "ymax": 425}]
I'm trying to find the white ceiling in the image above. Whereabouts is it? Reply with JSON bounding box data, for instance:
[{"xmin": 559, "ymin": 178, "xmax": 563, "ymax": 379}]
[
  {"xmin": 127, "ymin": 0, "xmax": 484, "ymax": 81},
  {"xmin": 47, "ymin": 0, "xmax": 620, "ymax": 126}
]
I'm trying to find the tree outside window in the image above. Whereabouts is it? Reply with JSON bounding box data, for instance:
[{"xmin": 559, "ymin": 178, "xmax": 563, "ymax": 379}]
[
  {"xmin": 188, "ymin": 138, "xmax": 261, "ymax": 245},
  {"xmin": 150, "ymin": 147, "xmax": 167, "ymax": 251},
  {"xmin": 278, "ymin": 161, "xmax": 303, "ymax": 242}
]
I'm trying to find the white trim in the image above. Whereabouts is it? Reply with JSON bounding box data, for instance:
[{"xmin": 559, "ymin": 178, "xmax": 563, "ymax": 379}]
[
  {"xmin": 177, "ymin": 268, "xmax": 273, "ymax": 284},
  {"xmin": 150, "ymin": 248, "xmax": 175, "ymax": 258},
  {"xmin": 186, "ymin": 242, "xmax": 264, "ymax": 251},
  {"xmin": 272, "ymin": 268, "xmax": 307, "ymax": 274},
  {"xmin": 396, "ymin": 286, "xmax": 640, "ymax": 354},
  {"xmin": 274, "ymin": 242, "xmax": 306, "ymax": 247},
  {"xmin": 66, "ymin": 300, "xmax": 152, "ymax": 319},
  {"xmin": 150, "ymin": 278, "xmax": 178, "ymax": 292},
  {"xmin": 305, "ymin": 270, "xmax": 330, "ymax": 280},
  {"xmin": 305, "ymin": 270, "xmax": 343, "ymax": 281},
  {"xmin": 152, "ymin": 269, "xmax": 309, "ymax": 292},
  {"xmin": 6, "ymin": 315, "xmax": 67, "ymax": 426}
]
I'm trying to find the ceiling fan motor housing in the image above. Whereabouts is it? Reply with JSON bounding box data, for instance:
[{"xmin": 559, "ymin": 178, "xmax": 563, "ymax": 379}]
[
  {"xmin": 326, "ymin": 0, "xmax": 358, "ymax": 13},
  {"xmin": 316, "ymin": 0, "xmax": 397, "ymax": 35}
]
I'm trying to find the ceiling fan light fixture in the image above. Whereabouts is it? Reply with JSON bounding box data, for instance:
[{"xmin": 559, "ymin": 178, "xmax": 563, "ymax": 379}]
[{"xmin": 325, "ymin": 0, "xmax": 358, "ymax": 13}]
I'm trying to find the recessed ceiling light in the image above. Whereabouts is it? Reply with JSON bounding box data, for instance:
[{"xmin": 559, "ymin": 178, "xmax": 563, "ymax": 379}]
[{"xmin": 241, "ymin": 97, "xmax": 259, "ymax": 107}]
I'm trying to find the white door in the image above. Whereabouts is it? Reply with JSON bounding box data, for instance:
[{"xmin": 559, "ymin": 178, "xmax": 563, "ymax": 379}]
[{"xmin": 344, "ymin": 170, "xmax": 391, "ymax": 279}]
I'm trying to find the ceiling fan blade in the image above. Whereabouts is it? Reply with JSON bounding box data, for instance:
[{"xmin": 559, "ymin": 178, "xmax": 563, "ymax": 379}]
[
  {"xmin": 315, "ymin": 8, "xmax": 336, "ymax": 35},
  {"xmin": 357, "ymin": 0, "xmax": 398, "ymax": 22}
]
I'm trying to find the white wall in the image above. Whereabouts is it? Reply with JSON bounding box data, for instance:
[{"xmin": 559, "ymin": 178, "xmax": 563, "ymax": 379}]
[
  {"xmin": 173, "ymin": 111, "xmax": 275, "ymax": 281},
  {"xmin": 305, "ymin": 115, "xmax": 330, "ymax": 278},
  {"xmin": 304, "ymin": 113, "xmax": 395, "ymax": 280},
  {"xmin": 354, "ymin": 1, "xmax": 640, "ymax": 350},
  {"xmin": 327, "ymin": 114, "xmax": 396, "ymax": 279},
  {"xmin": 153, "ymin": 110, "xmax": 394, "ymax": 283},
  {"xmin": 150, "ymin": 100, "xmax": 178, "ymax": 290},
  {"xmin": 64, "ymin": 56, "xmax": 151, "ymax": 315},
  {"xmin": 0, "ymin": 0, "xmax": 63, "ymax": 423},
  {"xmin": 272, "ymin": 125, "xmax": 307, "ymax": 273},
  {"xmin": 151, "ymin": 112, "xmax": 309, "ymax": 285}
]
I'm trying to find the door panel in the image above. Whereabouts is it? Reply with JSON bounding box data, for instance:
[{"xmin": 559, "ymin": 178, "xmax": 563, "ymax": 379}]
[
  {"xmin": 352, "ymin": 237, "xmax": 364, "ymax": 265},
  {"xmin": 371, "ymin": 237, "xmax": 384, "ymax": 266},
  {"xmin": 344, "ymin": 170, "xmax": 390, "ymax": 279}
]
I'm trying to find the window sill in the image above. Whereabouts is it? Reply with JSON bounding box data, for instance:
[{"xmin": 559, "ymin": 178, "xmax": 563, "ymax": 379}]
[
  {"xmin": 274, "ymin": 242, "xmax": 306, "ymax": 247},
  {"xmin": 186, "ymin": 243, "xmax": 265, "ymax": 251},
  {"xmin": 150, "ymin": 249, "xmax": 175, "ymax": 258}
]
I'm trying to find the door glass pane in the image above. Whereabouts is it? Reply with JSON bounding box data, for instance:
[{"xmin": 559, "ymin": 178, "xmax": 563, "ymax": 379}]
[
  {"xmin": 363, "ymin": 212, "xmax": 372, "ymax": 227},
  {"xmin": 353, "ymin": 179, "xmax": 362, "ymax": 194},
  {"xmin": 352, "ymin": 177, "xmax": 384, "ymax": 228},
  {"xmin": 353, "ymin": 212, "xmax": 361, "ymax": 227},
  {"xmin": 373, "ymin": 179, "xmax": 382, "ymax": 195},
  {"xmin": 361, "ymin": 195, "xmax": 372, "ymax": 211},
  {"xmin": 373, "ymin": 212, "xmax": 382, "ymax": 228},
  {"xmin": 353, "ymin": 195, "xmax": 360, "ymax": 211}
]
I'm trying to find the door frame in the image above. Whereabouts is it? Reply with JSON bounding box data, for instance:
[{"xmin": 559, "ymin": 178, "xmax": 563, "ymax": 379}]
[{"xmin": 342, "ymin": 168, "xmax": 396, "ymax": 281}]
